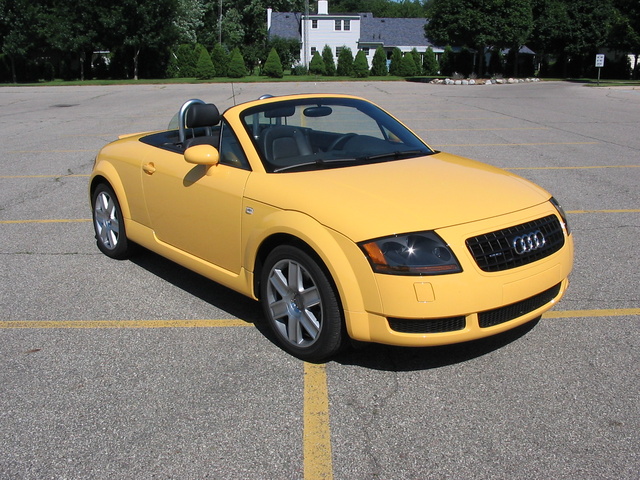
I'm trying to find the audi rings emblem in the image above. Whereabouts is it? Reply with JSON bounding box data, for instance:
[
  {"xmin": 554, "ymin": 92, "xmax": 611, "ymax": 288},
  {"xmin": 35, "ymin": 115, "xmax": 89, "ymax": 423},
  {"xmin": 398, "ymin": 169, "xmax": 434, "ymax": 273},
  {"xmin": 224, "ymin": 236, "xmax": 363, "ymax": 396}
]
[{"xmin": 512, "ymin": 230, "xmax": 546, "ymax": 255}]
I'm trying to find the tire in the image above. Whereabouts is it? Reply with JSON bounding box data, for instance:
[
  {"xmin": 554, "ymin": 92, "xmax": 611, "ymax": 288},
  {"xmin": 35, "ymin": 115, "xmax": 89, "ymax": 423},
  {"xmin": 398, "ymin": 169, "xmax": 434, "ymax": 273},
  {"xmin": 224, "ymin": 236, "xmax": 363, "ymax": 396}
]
[
  {"xmin": 91, "ymin": 183, "xmax": 132, "ymax": 260},
  {"xmin": 260, "ymin": 245, "xmax": 346, "ymax": 361}
]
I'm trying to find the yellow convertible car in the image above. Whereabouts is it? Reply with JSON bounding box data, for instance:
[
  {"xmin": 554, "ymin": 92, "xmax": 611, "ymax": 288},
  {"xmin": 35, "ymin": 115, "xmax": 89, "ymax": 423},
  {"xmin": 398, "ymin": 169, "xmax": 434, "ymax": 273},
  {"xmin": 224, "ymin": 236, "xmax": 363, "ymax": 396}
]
[{"xmin": 90, "ymin": 94, "xmax": 573, "ymax": 360}]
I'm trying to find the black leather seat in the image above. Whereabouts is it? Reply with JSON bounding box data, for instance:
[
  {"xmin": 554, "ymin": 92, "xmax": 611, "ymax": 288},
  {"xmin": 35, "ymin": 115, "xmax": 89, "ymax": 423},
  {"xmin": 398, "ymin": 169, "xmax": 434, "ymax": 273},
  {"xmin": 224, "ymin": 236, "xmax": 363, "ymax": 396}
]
[
  {"xmin": 183, "ymin": 103, "xmax": 221, "ymax": 149},
  {"xmin": 262, "ymin": 126, "xmax": 312, "ymax": 163}
]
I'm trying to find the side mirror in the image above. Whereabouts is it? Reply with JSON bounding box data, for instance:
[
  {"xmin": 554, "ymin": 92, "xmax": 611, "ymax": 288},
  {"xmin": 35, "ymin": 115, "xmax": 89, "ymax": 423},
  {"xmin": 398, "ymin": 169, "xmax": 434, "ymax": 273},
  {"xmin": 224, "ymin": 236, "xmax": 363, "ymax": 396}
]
[{"xmin": 184, "ymin": 144, "xmax": 220, "ymax": 166}]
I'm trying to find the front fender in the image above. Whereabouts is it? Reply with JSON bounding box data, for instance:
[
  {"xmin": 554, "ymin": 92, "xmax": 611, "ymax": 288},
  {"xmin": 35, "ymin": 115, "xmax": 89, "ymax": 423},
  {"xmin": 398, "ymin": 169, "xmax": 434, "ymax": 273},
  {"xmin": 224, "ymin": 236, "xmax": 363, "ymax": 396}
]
[
  {"xmin": 89, "ymin": 140, "xmax": 151, "ymax": 227},
  {"xmin": 242, "ymin": 201, "xmax": 382, "ymax": 329}
]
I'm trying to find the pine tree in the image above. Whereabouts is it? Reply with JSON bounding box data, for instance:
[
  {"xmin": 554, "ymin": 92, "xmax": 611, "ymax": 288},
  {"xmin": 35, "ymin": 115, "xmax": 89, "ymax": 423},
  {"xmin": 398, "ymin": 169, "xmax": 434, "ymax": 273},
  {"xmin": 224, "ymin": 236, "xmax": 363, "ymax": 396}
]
[
  {"xmin": 211, "ymin": 44, "xmax": 229, "ymax": 77},
  {"xmin": 167, "ymin": 44, "xmax": 198, "ymax": 78},
  {"xmin": 336, "ymin": 47, "xmax": 354, "ymax": 76},
  {"xmin": 321, "ymin": 45, "xmax": 336, "ymax": 76},
  {"xmin": 422, "ymin": 47, "xmax": 439, "ymax": 76},
  {"xmin": 400, "ymin": 52, "xmax": 418, "ymax": 76},
  {"xmin": 196, "ymin": 48, "xmax": 216, "ymax": 79},
  {"xmin": 440, "ymin": 45, "xmax": 455, "ymax": 76},
  {"xmin": 227, "ymin": 47, "xmax": 248, "ymax": 78},
  {"xmin": 352, "ymin": 50, "xmax": 369, "ymax": 78},
  {"xmin": 411, "ymin": 48, "xmax": 422, "ymax": 75},
  {"xmin": 263, "ymin": 47, "xmax": 283, "ymax": 78},
  {"xmin": 370, "ymin": 46, "xmax": 388, "ymax": 76},
  {"xmin": 389, "ymin": 48, "xmax": 403, "ymax": 76},
  {"xmin": 309, "ymin": 51, "xmax": 325, "ymax": 75}
]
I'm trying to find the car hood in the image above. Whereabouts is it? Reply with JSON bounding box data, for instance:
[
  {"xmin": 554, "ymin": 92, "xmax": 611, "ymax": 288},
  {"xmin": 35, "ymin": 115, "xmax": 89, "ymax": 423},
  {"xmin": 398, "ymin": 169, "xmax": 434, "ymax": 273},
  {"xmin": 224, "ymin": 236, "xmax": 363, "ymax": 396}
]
[{"xmin": 245, "ymin": 152, "xmax": 551, "ymax": 241}]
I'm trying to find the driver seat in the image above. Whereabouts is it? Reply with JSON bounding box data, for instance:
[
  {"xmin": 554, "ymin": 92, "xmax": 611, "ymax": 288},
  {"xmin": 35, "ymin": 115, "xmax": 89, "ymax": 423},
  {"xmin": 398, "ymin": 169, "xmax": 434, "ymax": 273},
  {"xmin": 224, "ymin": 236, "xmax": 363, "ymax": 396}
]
[{"xmin": 262, "ymin": 126, "xmax": 312, "ymax": 163}]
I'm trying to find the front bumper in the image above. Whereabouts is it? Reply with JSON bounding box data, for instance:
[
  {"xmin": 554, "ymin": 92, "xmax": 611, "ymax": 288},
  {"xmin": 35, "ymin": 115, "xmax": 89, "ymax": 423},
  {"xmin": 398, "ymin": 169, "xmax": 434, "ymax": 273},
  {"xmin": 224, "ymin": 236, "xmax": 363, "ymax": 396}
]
[{"xmin": 345, "ymin": 202, "xmax": 574, "ymax": 346}]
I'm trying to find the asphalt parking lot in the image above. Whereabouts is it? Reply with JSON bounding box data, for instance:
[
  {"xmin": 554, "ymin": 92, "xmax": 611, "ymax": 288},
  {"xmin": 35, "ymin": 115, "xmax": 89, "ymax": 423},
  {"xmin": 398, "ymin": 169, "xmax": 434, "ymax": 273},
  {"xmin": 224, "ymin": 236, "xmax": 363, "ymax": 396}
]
[{"xmin": 1, "ymin": 80, "xmax": 638, "ymax": 479}]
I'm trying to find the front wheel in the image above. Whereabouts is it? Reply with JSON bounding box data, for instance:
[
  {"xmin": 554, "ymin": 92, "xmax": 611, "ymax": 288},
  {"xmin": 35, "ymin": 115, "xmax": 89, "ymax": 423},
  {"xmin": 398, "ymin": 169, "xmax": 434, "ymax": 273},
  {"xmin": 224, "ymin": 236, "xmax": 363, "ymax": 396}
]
[
  {"xmin": 260, "ymin": 245, "xmax": 346, "ymax": 361},
  {"xmin": 91, "ymin": 183, "xmax": 132, "ymax": 259}
]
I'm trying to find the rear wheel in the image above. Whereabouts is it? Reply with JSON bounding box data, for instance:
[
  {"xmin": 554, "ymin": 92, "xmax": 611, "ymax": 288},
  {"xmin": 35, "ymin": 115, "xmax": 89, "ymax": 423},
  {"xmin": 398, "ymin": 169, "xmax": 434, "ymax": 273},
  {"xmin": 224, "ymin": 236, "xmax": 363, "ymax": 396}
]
[
  {"xmin": 261, "ymin": 245, "xmax": 345, "ymax": 361},
  {"xmin": 92, "ymin": 183, "xmax": 132, "ymax": 259}
]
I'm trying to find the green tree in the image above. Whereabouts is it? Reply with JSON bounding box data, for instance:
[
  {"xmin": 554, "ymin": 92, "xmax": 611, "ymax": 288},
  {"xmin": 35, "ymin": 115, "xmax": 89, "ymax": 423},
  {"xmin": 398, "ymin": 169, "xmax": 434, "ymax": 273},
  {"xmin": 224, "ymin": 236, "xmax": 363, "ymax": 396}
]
[
  {"xmin": 227, "ymin": 47, "xmax": 247, "ymax": 77},
  {"xmin": 322, "ymin": 45, "xmax": 336, "ymax": 76},
  {"xmin": 309, "ymin": 51, "xmax": 325, "ymax": 75},
  {"xmin": 211, "ymin": 43, "xmax": 229, "ymax": 77},
  {"xmin": 269, "ymin": 36, "xmax": 301, "ymax": 71},
  {"xmin": 352, "ymin": 49, "xmax": 370, "ymax": 77},
  {"xmin": 0, "ymin": 0, "xmax": 40, "ymax": 82},
  {"xmin": 410, "ymin": 48, "xmax": 422, "ymax": 74},
  {"xmin": 388, "ymin": 47, "xmax": 403, "ymax": 76},
  {"xmin": 196, "ymin": 46, "xmax": 216, "ymax": 79},
  {"xmin": 336, "ymin": 46, "xmax": 354, "ymax": 76},
  {"xmin": 425, "ymin": 0, "xmax": 533, "ymax": 75},
  {"xmin": 101, "ymin": 0, "xmax": 180, "ymax": 80},
  {"xmin": 263, "ymin": 47, "xmax": 283, "ymax": 78},
  {"xmin": 399, "ymin": 52, "xmax": 418, "ymax": 76},
  {"xmin": 167, "ymin": 44, "xmax": 198, "ymax": 77},
  {"xmin": 174, "ymin": 0, "xmax": 205, "ymax": 44},
  {"xmin": 370, "ymin": 46, "xmax": 388, "ymax": 76},
  {"xmin": 422, "ymin": 47, "xmax": 439, "ymax": 75},
  {"xmin": 440, "ymin": 45, "xmax": 455, "ymax": 76}
]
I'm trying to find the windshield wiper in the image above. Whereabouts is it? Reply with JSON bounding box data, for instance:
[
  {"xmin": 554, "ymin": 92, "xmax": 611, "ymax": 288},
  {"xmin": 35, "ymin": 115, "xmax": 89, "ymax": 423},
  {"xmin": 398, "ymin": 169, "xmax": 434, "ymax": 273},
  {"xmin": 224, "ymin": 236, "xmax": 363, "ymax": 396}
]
[
  {"xmin": 357, "ymin": 150, "xmax": 432, "ymax": 162},
  {"xmin": 273, "ymin": 157, "xmax": 360, "ymax": 173}
]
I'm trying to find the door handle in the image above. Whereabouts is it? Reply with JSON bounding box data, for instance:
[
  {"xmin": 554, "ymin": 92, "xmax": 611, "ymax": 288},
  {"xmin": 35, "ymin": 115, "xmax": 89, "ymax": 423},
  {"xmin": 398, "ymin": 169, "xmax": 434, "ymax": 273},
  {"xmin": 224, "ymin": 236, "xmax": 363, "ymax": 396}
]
[{"xmin": 143, "ymin": 162, "xmax": 156, "ymax": 175}]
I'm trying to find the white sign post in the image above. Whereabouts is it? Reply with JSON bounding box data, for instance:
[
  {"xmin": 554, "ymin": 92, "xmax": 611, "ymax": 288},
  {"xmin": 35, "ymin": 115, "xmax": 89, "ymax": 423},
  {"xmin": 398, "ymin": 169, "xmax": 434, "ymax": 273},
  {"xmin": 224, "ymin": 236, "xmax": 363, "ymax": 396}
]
[{"xmin": 595, "ymin": 54, "xmax": 605, "ymax": 85}]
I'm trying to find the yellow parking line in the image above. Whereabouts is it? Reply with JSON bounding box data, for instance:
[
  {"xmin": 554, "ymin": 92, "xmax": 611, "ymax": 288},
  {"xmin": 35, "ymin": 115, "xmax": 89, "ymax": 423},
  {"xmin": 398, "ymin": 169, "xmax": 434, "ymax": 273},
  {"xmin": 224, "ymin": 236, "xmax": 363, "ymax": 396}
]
[
  {"xmin": 433, "ymin": 142, "xmax": 599, "ymax": 147},
  {"xmin": 426, "ymin": 127, "xmax": 549, "ymax": 131},
  {"xmin": 0, "ymin": 319, "xmax": 252, "ymax": 329},
  {"xmin": 8, "ymin": 149, "xmax": 95, "ymax": 153},
  {"xmin": 0, "ymin": 219, "xmax": 91, "ymax": 224},
  {"xmin": 507, "ymin": 165, "xmax": 639, "ymax": 170},
  {"xmin": 544, "ymin": 308, "xmax": 640, "ymax": 318},
  {"xmin": 304, "ymin": 362, "xmax": 333, "ymax": 480},
  {"xmin": 0, "ymin": 174, "xmax": 90, "ymax": 178},
  {"xmin": 567, "ymin": 209, "xmax": 640, "ymax": 214}
]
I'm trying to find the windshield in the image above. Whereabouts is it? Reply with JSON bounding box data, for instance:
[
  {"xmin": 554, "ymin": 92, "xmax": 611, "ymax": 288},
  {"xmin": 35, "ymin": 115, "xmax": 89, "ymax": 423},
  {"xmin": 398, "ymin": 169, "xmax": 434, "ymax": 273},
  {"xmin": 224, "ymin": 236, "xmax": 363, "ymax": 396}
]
[{"xmin": 241, "ymin": 97, "xmax": 434, "ymax": 173}]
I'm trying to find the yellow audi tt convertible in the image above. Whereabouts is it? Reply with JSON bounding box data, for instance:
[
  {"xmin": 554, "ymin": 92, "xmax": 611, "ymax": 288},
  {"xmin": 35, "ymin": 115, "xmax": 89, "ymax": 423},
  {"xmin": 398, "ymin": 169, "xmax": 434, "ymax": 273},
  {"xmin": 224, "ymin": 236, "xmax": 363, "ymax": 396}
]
[{"xmin": 90, "ymin": 94, "xmax": 573, "ymax": 360}]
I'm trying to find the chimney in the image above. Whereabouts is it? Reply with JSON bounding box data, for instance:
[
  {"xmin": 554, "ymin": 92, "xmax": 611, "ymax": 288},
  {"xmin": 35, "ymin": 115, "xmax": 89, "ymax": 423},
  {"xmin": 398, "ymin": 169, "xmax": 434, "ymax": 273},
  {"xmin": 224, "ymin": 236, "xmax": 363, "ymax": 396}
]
[
  {"xmin": 318, "ymin": 0, "xmax": 328, "ymax": 15},
  {"xmin": 267, "ymin": 7, "xmax": 272, "ymax": 31}
]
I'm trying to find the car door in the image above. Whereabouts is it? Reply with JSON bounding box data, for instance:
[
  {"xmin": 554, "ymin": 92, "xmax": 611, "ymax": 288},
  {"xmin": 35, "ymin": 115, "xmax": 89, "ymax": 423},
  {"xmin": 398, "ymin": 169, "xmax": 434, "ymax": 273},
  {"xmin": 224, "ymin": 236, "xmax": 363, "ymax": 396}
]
[{"xmin": 141, "ymin": 122, "xmax": 251, "ymax": 274}]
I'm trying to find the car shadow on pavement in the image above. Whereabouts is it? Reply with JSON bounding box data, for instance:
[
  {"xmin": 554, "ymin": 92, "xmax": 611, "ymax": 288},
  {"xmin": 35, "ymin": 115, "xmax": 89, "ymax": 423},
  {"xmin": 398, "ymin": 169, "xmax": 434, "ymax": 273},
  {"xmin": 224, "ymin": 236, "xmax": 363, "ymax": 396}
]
[
  {"xmin": 130, "ymin": 247, "xmax": 539, "ymax": 370},
  {"xmin": 130, "ymin": 247, "xmax": 264, "ymax": 325},
  {"xmin": 334, "ymin": 319, "xmax": 540, "ymax": 371}
]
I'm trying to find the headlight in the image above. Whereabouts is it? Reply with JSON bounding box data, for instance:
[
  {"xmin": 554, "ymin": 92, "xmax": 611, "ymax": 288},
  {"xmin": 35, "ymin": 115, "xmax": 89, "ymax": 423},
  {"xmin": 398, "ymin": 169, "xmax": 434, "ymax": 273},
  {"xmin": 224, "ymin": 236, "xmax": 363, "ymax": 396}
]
[
  {"xmin": 359, "ymin": 231, "xmax": 462, "ymax": 275},
  {"xmin": 550, "ymin": 197, "xmax": 570, "ymax": 235}
]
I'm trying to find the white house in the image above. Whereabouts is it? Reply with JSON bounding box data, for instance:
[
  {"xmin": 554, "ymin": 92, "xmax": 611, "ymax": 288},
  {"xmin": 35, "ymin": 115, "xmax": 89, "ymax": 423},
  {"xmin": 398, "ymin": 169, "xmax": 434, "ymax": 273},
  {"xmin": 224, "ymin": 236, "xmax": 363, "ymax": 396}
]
[{"xmin": 267, "ymin": 0, "xmax": 441, "ymax": 68}]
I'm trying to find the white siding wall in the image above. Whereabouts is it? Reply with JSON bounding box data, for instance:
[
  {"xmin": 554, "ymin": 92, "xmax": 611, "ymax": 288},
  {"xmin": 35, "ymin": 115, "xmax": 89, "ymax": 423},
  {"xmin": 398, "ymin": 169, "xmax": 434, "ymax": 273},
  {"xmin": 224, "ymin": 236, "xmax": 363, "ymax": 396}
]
[{"xmin": 301, "ymin": 16, "xmax": 361, "ymax": 66}]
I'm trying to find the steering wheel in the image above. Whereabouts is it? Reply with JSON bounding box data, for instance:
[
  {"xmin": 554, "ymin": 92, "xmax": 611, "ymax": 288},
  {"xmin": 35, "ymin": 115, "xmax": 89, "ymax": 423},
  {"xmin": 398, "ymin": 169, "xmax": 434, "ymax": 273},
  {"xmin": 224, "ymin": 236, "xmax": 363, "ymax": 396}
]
[{"xmin": 327, "ymin": 133, "xmax": 356, "ymax": 151}]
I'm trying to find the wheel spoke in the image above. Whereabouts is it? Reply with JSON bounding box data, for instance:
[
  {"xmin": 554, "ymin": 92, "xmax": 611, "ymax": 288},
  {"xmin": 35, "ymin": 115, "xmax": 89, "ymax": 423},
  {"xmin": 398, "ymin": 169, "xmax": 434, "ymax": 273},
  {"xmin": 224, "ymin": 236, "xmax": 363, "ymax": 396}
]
[
  {"xmin": 298, "ymin": 309, "xmax": 320, "ymax": 340},
  {"xmin": 269, "ymin": 269, "xmax": 290, "ymax": 298},
  {"xmin": 288, "ymin": 315, "xmax": 302, "ymax": 344},
  {"xmin": 270, "ymin": 299, "xmax": 289, "ymax": 320},
  {"xmin": 299, "ymin": 285, "xmax": 320, "ymax": 309},
  {"xmin": 288, "ymin": 260, "xmax": 303, "ymax": 292}
]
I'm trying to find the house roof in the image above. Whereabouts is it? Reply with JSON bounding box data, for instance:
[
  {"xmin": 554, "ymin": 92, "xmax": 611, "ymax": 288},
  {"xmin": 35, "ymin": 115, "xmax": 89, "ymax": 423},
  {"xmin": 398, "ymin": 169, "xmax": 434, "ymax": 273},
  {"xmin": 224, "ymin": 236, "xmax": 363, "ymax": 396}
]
[
  {"xmin": 359, "ymin": 15, "xmax": 431, "ymax": 48},
  {"xmin": 268, "ymin": 11, "xmax": 432, "ymax": 48},
  {"xmin": 269, "ymin": 12, "xmax": 301, "ymax": 40}
]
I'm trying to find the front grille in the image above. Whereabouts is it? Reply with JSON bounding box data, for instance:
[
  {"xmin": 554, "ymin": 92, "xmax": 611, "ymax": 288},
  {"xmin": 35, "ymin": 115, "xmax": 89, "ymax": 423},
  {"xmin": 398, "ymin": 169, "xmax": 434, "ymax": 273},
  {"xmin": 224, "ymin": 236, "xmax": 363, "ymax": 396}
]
[
  {"xmin": 466, "ymin": 215, "xmax": 565, "ymax": 272},
  {"xmin": 478, "ymin": 283, "xmax": 561, "ymax": 328},
  {"xmin": 388, "ymin": 316, "xmax": 466, "ymax": 334}
]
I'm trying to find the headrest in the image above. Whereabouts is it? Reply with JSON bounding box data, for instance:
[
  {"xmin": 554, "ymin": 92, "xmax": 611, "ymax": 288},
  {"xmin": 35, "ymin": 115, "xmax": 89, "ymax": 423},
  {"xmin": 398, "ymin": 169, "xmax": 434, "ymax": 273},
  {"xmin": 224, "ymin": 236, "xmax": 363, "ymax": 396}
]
[{"xmin": 186, "ymin": 103, "xmax": 220, "ymax": 128}]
